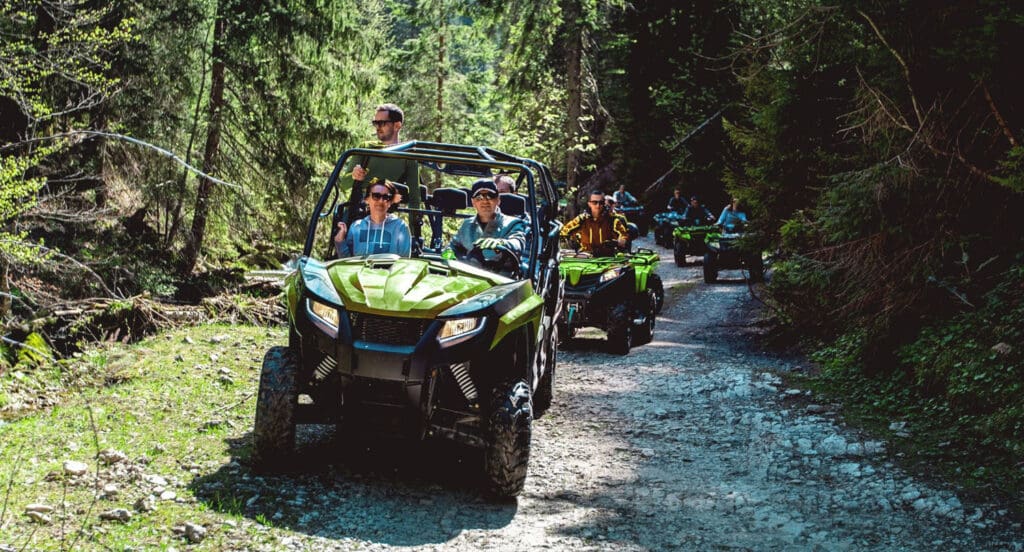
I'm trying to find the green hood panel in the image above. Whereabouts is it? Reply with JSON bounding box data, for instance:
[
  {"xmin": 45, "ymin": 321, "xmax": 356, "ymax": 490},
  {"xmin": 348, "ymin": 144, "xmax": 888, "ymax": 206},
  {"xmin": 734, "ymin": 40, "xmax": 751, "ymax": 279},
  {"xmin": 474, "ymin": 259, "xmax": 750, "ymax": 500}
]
[
  {"xmin": 559, "ymin": 256, "xmax": 628, "ymax": 286},
  {"xmin": 327, "ymin": 258, "xmax": 499, "ymax": 317}
]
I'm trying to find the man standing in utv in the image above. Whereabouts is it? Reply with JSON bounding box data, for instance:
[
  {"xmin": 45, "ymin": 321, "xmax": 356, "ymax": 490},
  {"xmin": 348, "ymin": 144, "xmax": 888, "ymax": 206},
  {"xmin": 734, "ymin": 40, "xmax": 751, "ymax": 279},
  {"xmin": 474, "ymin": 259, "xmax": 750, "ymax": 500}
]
[
  {"xmin": 561, "ymin": 190, "xmax": 630, "ymax": 255},
  {"xmin": 448, "ymin": 179, "xmax": 528, "ymax": 259},
  {"xmin": 345, "ymin": 103, "xmax": 421, "ymax": 208}
]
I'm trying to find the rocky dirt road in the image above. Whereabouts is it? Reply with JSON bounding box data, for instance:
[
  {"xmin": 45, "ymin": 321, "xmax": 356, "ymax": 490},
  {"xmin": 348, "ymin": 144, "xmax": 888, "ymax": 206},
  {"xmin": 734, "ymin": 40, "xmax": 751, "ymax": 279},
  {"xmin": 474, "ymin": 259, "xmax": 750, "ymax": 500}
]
[{"xmin": 203, "ymin": 237, "xmax": 1022, "ymax": 551}]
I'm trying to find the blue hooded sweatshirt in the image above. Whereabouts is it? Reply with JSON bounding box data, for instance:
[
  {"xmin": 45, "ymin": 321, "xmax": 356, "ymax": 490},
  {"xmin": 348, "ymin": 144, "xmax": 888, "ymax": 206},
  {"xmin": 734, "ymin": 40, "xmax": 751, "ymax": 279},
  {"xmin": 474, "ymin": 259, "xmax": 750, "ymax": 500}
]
[{"xmin": 337, "ymin": 214, "xmax": 411, "ymax": 257}]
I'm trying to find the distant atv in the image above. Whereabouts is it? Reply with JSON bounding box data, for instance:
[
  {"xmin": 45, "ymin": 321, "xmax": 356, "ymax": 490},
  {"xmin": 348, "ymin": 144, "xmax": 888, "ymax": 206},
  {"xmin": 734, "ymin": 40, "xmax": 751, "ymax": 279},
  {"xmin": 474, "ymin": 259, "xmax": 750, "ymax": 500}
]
[
  {"xmin": 616, "ymin": 199, "xmax": 648, "ymax": 236},
  {"xmin": 702, "ymin": 229, "xmax": 764, "ymax": 283},
  {"xmin": 253, "ymin": 142, "xmax": 564, "ymax": 498},
  {"xmin": 558, "ymin": 242, "xmax": 664, "ymax": 355},
  {"xmin": 672, "ymin": 224, "xmax": 717, "ymax": 266},
  {"xmin": 651, "ymin": 211, "xmax": 687, "ymax": 248}
]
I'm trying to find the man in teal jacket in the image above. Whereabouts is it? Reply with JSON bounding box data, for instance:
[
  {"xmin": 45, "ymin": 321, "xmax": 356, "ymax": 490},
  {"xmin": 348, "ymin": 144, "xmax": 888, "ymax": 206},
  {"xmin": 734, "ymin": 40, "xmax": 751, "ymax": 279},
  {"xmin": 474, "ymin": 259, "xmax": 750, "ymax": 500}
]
[{"xmin": 448, "ymin": 179, "xmax": 527, "ymax": 260}]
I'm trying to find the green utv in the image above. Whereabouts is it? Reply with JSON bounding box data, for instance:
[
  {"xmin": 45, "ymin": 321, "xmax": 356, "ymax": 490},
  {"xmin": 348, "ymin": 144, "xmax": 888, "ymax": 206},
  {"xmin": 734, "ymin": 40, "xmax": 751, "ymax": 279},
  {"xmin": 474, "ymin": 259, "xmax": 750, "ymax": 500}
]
[
  {"xmin": 558, "ymin": 242, "xmax": 664, "ymax": 355},
  {"xmin": 254, "ymin": 142, "xmax": 563, "ymax": 498},
  {"xmin": 672, "ymin": 224, "xmax": 717, "ymax": 266},
  {"xmin": 702, "ymin": 229, "xmax": 764, "ymax": 283}
]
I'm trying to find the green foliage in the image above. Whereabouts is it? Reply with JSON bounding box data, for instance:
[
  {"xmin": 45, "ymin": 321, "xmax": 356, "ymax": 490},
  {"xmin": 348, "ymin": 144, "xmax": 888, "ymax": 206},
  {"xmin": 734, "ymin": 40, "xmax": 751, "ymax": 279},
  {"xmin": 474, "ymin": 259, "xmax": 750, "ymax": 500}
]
[{"xmin": 896, "ymin": 263, "xmax": 1024, "ymax": 452}]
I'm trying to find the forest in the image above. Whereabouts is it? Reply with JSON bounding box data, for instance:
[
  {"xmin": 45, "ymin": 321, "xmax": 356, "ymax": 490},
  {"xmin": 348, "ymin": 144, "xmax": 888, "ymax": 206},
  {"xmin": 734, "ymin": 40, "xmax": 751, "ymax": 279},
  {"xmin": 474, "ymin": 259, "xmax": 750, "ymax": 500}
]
[{"xmin": 2, "ymin": 0, "xmax": 1023, "ymax": 493}]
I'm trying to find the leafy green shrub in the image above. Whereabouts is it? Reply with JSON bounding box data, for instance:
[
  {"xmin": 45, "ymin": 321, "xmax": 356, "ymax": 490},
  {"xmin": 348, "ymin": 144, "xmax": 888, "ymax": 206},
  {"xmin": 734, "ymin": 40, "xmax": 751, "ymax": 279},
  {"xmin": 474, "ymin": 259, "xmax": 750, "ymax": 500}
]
[{"xmin": 897, "ymin": 263, "xmax": 1024, "ymax": 453}]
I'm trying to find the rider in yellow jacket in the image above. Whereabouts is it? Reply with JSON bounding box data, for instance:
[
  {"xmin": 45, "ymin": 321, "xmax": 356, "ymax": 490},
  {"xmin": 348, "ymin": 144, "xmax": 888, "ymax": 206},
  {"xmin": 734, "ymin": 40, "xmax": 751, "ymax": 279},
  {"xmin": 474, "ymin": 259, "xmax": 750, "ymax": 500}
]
[{"xmin": 561, "ymin": 190, "xmax": 630, "ymax": 255}]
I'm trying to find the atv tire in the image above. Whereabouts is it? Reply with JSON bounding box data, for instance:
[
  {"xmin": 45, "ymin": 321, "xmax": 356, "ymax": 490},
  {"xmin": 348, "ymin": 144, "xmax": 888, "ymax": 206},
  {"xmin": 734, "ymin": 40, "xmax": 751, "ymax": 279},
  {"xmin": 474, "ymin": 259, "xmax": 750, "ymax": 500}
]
[
  {"xmin": 673, "ymin": 240, "xmax": 687, "ymax": 267},
  {"xmin": 747, "ymin": 254, "xmax": 765, "ymax": 283},
  {"xmin": 484, "ymin": 379, "xmax": 533, "ymax": 498},
  {"xmin": 607, "ymin": 304, "xmax": 632, "ymax": 355},
  {"xmin": 703, "ymin": 253, "xmax": 718, "ymax": 283},
  {"xmin": 633, "ymin": 291, "xmax": 657, "ymax": 345},
  {"xmin": 533, "ymin": 324, "xmax": 556, "ymax": 418},
  {"xmin": 253, "ymin": 346, "xmax": 299, "ymax": 471},
  {"xmin": 649, "ymin": 273, "xmax": 665, "ymax": 314}
]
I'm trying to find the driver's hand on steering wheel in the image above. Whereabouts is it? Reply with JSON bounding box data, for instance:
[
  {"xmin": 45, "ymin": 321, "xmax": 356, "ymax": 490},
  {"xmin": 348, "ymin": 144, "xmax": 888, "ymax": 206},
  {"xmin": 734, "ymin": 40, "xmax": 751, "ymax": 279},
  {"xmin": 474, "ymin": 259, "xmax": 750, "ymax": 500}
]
[{"xmin": 473, "ymin": 237, "xmax": 508, "ymax": 251}]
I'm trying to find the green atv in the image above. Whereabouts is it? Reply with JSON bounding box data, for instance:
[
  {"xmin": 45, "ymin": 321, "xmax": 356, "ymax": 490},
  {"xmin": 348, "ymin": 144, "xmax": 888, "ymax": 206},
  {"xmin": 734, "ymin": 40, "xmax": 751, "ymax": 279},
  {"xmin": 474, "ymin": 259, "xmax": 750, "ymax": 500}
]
[
  {"xmin": 672, "ymin": 224, "xmax": 718, "ymax": 267},
  {"xmin": 557, "ymin": 243, "xmax": 664, "ymax": 355},
  {"xmin": 702, "ymin": 229, "xmax": 764, "ymax": 283},
  {"xmin": 254, "ymin": 142, "xmax": 563, "ymax": 498}
]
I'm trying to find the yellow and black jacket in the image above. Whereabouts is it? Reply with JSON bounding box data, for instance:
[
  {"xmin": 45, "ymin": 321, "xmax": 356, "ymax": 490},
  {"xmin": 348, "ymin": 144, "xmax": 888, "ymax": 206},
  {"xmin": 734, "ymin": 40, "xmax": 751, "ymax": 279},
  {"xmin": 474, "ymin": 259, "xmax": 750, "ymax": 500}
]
[{"xmin": 560, "ymin": 211, "xmax": 630, "ymax": 252}]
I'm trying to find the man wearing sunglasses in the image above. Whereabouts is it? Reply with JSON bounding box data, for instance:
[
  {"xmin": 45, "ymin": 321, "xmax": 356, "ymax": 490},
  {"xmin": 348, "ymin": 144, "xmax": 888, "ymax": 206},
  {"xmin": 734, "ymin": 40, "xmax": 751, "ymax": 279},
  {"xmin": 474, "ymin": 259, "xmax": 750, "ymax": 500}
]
[
  {"xmin": 342, "ymin": 103, "xmax": 421, "ymax": 208},
  {"xmin": 448, "ymin": 179, "xmax": 527, "ymax": 262},
  {"xmin": 560, "ymin": 190, "xmax": 629, "ymax": 255},
  {"xmin": 334, "ymin": 179, "xmax": 411, "ymax": 257}
]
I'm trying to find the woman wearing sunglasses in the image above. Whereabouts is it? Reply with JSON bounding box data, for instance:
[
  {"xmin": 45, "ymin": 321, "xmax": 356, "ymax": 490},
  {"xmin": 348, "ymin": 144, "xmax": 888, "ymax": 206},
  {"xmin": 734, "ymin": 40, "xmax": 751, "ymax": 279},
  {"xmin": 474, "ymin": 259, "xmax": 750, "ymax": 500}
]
[{"xmin": 334, "ymin": 179, "xmax": 412, "ymax": 257}]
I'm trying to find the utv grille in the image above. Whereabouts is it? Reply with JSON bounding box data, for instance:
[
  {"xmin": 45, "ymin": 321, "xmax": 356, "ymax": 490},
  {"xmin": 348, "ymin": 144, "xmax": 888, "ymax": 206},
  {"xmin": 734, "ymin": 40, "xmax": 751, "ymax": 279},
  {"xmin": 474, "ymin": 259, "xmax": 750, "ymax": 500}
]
[{"xmin": 348, "ymin": 312, "xmax": 431, "ymax": 346}]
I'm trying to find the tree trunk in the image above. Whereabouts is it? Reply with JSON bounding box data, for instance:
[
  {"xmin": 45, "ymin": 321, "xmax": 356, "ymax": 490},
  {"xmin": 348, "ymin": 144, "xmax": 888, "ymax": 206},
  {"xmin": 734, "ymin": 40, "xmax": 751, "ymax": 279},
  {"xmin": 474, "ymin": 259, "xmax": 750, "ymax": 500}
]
[
  {"xmin": 436, "ymin": 0, "xmax": 446, "ymax": 144},
  {"xmin": 0, "ymin": 256, "xmax": 10, "ymax": 320},
  {"xmin": 181, "ymin": 10, "xmax": 226, "ymax": 275},
  {"xmin": 564, "ymin": 0, "xmax": 583, "ymax": 218}
]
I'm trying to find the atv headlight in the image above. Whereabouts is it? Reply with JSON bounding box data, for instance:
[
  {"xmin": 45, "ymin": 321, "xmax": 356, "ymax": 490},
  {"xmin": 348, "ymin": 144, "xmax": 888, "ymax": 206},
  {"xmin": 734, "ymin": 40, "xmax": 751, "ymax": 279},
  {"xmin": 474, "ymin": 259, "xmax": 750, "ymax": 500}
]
[
  {"xmin": 600, "ymin": 267, "xmax": 623, "ymax": 283},
  {"xmin": 307, "ymin": 298, "xmax": 340, "ymax": 337},
  {"xmin": 438, "ymin": 316, "xmax": 486, "ymax": 346}
]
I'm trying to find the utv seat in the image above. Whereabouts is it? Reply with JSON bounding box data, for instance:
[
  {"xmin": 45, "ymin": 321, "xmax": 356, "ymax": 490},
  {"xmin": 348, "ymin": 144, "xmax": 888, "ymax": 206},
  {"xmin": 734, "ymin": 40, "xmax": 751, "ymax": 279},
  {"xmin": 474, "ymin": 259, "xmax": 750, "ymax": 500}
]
[
  {"xmin": 427, "ymin": 188, "xmax": 470, "ymax": 250},
  {"xmin": 499, "ymin": 193, "xmax": 528, "ymax": 218}
]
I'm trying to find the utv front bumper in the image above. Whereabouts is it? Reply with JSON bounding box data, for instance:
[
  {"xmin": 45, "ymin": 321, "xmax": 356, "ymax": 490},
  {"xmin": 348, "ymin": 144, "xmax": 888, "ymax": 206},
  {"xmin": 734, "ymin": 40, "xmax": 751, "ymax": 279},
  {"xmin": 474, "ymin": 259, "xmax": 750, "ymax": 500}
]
[{"xmin": 292, "ymin": 282, "xmax": 537, "ymax": 448}]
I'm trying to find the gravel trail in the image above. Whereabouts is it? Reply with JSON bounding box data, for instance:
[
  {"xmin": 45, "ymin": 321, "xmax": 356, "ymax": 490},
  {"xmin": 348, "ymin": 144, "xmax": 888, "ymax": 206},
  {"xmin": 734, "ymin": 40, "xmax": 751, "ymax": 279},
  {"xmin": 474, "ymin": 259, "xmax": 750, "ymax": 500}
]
[{"xmin": 199, "ymin": 236, "xmax": 1022, "ymax": 551}]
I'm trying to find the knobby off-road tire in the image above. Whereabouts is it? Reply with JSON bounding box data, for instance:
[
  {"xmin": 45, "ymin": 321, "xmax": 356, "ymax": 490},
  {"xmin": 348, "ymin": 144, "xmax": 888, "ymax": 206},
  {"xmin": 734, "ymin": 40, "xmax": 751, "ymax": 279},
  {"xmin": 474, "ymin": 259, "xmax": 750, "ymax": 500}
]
[
  {"xmin": 703, "ymin": 253, "xmax": 718, "ymax": 283},
  {"xmin": 607, "ymin": 303, "xmax": 632, "ymax": 355},
  {"xmin": 484, "ymin": 380, "xmax": 533, "ymax": 498},
  {"xmin": 633, "ymin": 290, "xmax": 657, "ymax": 345},
  {"xmin": 747, "ymin": 254, "xmax": 765, "ymax": 283},
  {"xmin": 649, "ymin": 273, "xmax": 665, "ymax": 314},
  {"xmin": 253, "ymin": 346, "xmax": 299, "ymax": 471},
  {"xmin": 532, "ymin": 324, "xmax": 556, "ymax": 418},
  {"xmin": 673, "ymin": 240, "xmax": 688, "ymax": 267}
]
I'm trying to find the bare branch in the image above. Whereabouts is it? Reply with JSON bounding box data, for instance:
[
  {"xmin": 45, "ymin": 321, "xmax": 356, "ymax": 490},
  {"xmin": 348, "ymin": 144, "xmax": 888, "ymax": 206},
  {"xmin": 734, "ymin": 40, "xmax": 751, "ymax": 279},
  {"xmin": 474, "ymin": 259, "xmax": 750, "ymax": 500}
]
[
  {"xmin": 0, "ymin": 239, "xmax": 123, "ymax": 299},
  {"xmin": 982, "ymin": 81, "xmax": 1018, "ymax": 148},
  {"xmin": 856, "ymin": 9, "xmax": 923, "ymax": 127},
  {"xmin": 0, "ymin": 334, "xmax": 54, "ymax": 362},
  {"xmin": 1, "ymin": 131, "xmax": 240, "ymax": 190}
]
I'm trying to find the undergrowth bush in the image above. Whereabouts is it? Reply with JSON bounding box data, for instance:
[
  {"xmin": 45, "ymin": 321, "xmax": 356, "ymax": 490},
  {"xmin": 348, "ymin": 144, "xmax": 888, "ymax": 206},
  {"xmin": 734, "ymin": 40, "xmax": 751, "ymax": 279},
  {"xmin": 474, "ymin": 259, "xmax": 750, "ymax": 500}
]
[{"xmin": 897, "ymin": 262, "xmax": 1024, "ymax": 455}]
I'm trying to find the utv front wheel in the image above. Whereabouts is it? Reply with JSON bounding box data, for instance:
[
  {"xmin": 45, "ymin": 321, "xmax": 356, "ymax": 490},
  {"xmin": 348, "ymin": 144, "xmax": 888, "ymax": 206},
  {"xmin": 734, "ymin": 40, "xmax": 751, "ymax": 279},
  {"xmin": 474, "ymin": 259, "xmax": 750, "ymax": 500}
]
[
  {"xmin": 607, "ymin": 304, "xmax": 632, "ymax": 355},
  {"xmin": 253, "ymin": 346, "xmax": 299, "ymax": 471},
  {"xmin": 533, "ymin": 324, "xmax": 556, "ymax": 418},
  {"xmin": 484, "ymin": 380, "xmax": 533, "ymax": 498}
]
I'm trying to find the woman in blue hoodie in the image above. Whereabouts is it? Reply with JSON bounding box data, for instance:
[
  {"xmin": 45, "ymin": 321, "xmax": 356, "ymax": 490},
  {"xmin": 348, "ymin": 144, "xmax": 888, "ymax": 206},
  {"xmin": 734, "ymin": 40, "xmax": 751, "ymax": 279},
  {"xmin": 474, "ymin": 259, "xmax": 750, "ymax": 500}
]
[{"xmin": 334, "ymin": 179, "xmax": 412, "ymax": 257}]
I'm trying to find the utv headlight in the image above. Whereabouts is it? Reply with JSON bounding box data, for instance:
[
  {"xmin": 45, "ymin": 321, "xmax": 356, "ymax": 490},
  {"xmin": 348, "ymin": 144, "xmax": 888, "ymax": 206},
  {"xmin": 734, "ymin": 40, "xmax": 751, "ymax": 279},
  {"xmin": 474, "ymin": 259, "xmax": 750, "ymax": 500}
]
[
  {"xmin": 438, "ymin": 316, "xmax": 486, "ymax": 346},
  {"xmin": 600, "ymin": 268, "xmax": 623, "ymax": 283},
  {"xmin": 308, "ymin": 298, "xmax": 340, "ymax": 336}
]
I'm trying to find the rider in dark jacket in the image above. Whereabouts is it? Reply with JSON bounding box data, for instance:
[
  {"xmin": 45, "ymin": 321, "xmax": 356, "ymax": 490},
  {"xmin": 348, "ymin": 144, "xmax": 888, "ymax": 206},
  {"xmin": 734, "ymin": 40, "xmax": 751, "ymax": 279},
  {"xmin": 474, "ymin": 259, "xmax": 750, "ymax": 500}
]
[{"xmin": 682, "ymin": 195, "xmax": 715, "ymax": 226}]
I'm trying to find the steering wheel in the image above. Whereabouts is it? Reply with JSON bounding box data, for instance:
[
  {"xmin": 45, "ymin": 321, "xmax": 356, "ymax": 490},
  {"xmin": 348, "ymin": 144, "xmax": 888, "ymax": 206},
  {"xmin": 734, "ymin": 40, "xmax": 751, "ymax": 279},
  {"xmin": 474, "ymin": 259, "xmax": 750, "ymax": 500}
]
[{"xmin": 467, "ymin": 245, "xmax": 522, "ymax": 278}]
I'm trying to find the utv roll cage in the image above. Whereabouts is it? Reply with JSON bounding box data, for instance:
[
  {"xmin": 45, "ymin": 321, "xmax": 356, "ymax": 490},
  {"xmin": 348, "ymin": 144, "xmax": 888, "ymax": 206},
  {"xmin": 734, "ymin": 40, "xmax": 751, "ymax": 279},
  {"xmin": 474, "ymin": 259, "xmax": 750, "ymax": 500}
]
[{"xmin": 304, "ymin": 141, "xmax": 561, "ymax": 285}]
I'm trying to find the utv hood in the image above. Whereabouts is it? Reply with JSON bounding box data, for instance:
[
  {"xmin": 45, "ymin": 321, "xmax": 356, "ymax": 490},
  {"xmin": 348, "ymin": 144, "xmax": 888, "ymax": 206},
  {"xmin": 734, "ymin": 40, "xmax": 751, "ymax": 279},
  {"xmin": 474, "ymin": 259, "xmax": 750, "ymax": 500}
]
[{"xmin": 326, "ymin": 255, "xmax": 509, "ymax": 317}]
